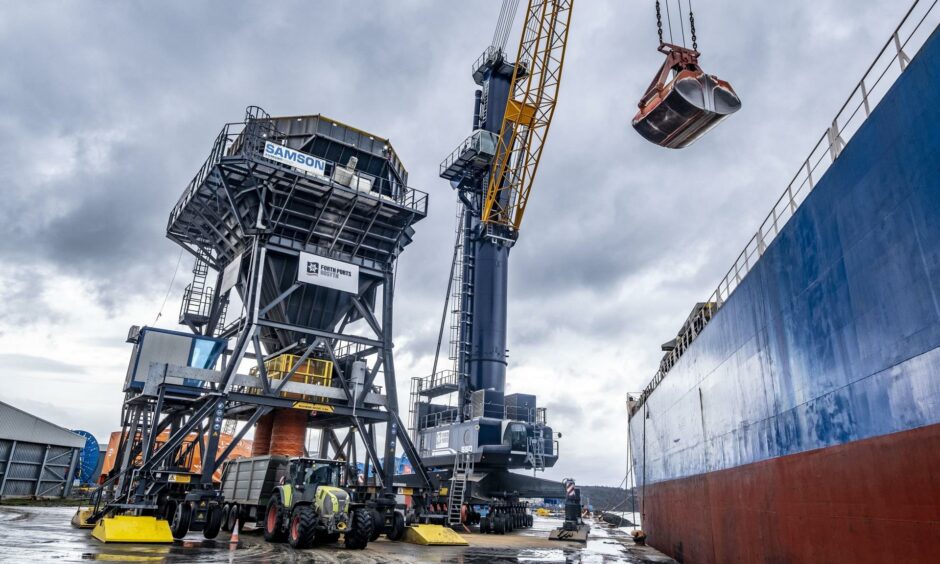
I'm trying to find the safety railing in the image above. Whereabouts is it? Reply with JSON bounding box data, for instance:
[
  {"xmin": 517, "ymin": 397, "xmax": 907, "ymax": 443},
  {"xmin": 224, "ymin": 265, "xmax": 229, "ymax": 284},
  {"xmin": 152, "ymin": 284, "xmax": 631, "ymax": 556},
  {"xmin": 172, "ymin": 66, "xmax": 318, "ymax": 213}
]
[
  {"xmin": 439, "ymin": 129, "xmax": 499, "ymax": 178},
  {"xmin": 631, "ymin": 0, "xmax": 939, "ymax": 416},
  {"xmin": 168, "ymin": 117, "xmax": 429, "ymax": 232},
  {"xmin": 413, "ymin": 370, "xmax": 461, "ymax": 395}
]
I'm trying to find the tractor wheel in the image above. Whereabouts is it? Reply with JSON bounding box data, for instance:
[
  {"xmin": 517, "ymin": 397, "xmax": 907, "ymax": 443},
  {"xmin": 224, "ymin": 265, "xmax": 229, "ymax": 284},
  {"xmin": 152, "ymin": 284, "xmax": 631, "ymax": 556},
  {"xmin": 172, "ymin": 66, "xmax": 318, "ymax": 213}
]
[
  {"xmin": 227, "ymin": 503, "xmax": 240, "ymax": 532},
  {"xmin": 288, "ymin": 505, "xmax": 317, "ymax": 549},
  {"xmin": 387, "ymin": 511, "xmax": 405, "ymax": 541},
  {"xmin": 344, "ymin": 508, "xmax": 373, "ymax": 550},
  {"xmin": 264, "ymin": 496, "xmax": 288, "ymax": 543},
  {"xmin": 170, "ymin": 501, "xmax": 192, "ymax": 539},
  {"xmin": 369, "ymin": 509, "xmax": 383, "ymax": 541},
  {"xmin": 221, "ymin": 504, "xmax": 232, "ymax": 533},
  {"xmin": 203, "ymin": 503, "xmax": 223, "ymax": 539}
]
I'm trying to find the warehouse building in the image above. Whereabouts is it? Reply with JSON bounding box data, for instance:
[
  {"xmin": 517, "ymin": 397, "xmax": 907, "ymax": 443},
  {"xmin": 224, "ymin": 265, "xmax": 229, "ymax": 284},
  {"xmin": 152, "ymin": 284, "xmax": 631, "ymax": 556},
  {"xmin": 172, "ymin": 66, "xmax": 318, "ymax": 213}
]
[{"xmin": 0, "ymin": 400, "xmax": 85, "ymax": 498}]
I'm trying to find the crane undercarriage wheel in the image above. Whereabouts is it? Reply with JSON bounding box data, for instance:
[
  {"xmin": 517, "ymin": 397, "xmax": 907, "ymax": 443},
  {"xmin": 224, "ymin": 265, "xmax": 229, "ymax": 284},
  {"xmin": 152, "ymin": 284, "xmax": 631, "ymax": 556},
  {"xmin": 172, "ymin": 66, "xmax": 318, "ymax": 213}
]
[
  {"xmin": 344, "ymin": 508, "xmax": 373, "ymax": 550},
  {"xmin": 170, "ymin": 501, "xmax": 192, "ymax": 539},
  {"xmin": 369, "ymin": 509, "xmax": 383, "ymax": 541},
  {"xmin": 387, "ymin": 511, "xmax": 406, "ymax": 541},
  {"xmin": 203, "ymin": 503, "xmax": 223, "ymax": 539}
]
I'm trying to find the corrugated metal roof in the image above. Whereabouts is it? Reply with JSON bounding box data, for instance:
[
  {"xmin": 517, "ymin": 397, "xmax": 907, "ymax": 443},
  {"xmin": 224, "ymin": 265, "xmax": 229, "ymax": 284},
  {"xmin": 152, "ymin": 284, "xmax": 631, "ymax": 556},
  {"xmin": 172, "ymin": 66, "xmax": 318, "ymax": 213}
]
[{"xmin": 0, "ymin": 400, "xmax": 86, "ymax": 448}]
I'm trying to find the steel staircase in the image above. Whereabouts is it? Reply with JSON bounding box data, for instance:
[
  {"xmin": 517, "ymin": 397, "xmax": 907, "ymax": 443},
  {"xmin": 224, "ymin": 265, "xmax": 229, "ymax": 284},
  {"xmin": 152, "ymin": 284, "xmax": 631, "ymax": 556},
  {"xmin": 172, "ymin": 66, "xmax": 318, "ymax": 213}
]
[
  {"xmin": 447, "ymin": 452, "xmax": 474, "ymax": 526},
  {"xmin": 528, "ymin": 426, "xmax": 546, "ymax": 472}
]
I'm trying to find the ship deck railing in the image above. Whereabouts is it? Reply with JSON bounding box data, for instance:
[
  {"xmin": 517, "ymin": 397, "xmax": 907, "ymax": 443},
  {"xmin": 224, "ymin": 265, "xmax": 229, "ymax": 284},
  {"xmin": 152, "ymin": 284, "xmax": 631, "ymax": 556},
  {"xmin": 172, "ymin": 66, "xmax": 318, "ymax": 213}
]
[
  {"xmin": 631, "ymin": 0, "xmax": 940, "ymax": 417},
  {"xmin": 168, "ymin": 119, "xmax": 429, "ymax": 233}
]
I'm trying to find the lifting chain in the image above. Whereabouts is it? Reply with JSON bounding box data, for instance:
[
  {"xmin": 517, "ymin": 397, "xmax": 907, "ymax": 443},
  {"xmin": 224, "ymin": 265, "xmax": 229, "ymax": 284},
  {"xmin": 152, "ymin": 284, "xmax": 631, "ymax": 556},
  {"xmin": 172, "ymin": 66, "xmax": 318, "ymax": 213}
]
[
  {"xmin": 689, "ymin": 1, "xmax": 698, "ymax": 51},
  {"xmin": 655, "ymin": 1, "xmax": 664, "ymax": 45}
]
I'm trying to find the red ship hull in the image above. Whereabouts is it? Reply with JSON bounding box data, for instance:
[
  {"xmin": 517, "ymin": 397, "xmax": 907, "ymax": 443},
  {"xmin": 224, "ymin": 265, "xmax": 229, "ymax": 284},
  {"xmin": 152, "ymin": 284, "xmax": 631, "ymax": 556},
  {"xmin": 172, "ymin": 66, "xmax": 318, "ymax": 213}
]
[{"xmin": 638, "ymin": 422, "xmax": 940, "ymax": 563}]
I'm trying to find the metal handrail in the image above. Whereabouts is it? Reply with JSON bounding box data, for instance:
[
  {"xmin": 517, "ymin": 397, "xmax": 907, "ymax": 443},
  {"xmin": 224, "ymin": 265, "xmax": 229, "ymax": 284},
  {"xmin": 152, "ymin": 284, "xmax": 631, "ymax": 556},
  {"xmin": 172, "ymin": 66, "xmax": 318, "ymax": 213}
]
[
  {"xmin": 632, "ymin": 0, "xmax": 939, "ymax": 416},
  {"xmin": 167, "ymin": 119, "xmax": 430, "ymax": 232},
  {"xmin": 415, "ymin": 369, "xmax": 461, "ymax": 394}
]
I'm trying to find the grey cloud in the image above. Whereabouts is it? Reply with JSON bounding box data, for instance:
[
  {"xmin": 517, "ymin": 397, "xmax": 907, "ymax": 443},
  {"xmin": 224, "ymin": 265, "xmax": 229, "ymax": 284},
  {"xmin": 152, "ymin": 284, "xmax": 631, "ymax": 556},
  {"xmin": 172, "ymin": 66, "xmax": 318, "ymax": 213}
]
[
  {"xmin": 0, "ymin": 353, "xmax": 86, "ymax": 374},
  {"xmin": 0, "ymin": 0, "xmax": 912, "ymax": 484}
]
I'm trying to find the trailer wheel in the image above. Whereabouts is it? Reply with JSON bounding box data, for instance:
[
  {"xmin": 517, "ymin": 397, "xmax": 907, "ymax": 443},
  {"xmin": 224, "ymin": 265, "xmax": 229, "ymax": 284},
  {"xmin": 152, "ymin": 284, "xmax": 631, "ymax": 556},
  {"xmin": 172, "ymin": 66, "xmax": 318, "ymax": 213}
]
[
  {"xmin": 221, "ymin": 504, "xmax": 232, "ymax": 533},
  {"xmin": 387, "ymin": 511, "xmax": 405, "ymax": 541},
  {"xmin": 203, "ymin": 503, "xmax": 223, "ymax": 539},
  {"xmin": 227, "ymin": 503, "xmax": 240, "ymax": 532},
  {"xmin": 288, "ymin": 505, "xmax": 316, "ymax": 549},
  {"xmin": 264, "ymin": 496, "xmax": 288, "ymax": 543},
  {"xmin": 170, "ymin": 501, "xmax": 192, "ymax": 539},
  {"xmin": 480, "ymin": 516, "xmax": 490, "ymax": 534},
  {"xmin": 494, "ymin": 516, "xmax": 505, "ymax": 535},
  {"xmin": 344, "ymin": 508, "xmax": 373, "ymax": 550}
]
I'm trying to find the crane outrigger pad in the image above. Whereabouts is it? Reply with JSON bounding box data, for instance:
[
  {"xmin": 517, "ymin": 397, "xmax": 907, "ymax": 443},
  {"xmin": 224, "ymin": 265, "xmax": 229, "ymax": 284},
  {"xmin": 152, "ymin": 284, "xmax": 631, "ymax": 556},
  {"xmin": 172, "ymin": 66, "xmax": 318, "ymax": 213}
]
[
  {"xmin": 91, "ymin": 516, "xmax": 174, "ymax": 543},
  {"xmin": 633, "ymin": 43, "xmax": 741, "ymax": 148},
  {"xmin": 71, "ymin": 508, "xmax": 95, "ymax": 529},
  {"xmin": 402, "ymin": 524, "xmax": 469, "ymax": 546}
]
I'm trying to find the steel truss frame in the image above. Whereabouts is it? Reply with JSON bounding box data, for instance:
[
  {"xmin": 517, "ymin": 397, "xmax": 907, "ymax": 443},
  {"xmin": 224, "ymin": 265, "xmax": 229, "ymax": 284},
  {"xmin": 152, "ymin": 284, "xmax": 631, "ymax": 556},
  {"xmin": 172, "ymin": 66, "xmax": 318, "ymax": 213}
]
[{"xmin": 90, "ymin": 108, "xmax": 431, "ymax": 529}]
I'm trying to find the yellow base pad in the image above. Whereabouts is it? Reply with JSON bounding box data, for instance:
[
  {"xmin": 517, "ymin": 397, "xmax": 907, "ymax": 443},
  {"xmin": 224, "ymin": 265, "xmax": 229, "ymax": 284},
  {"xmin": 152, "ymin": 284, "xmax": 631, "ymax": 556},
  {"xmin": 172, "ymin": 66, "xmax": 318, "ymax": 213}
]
[
  {"xmin": 402, "ymin": 524, "xmax": 469, "ymax": 546},
  {"xmin": 71, "ymin": 508, "xmax": 95, "ymax": 529},
  {"xmin": 91, "ymin": 516, "xmax": 174, "ymax": 543}
]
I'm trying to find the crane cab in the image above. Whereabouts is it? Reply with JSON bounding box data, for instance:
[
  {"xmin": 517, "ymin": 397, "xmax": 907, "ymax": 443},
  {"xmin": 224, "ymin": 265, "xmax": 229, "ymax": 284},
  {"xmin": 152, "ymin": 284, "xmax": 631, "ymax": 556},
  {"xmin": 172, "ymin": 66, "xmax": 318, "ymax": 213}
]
[{"xmin": 633, "ymin": 43, "xmax": 741, "ymax": 149}]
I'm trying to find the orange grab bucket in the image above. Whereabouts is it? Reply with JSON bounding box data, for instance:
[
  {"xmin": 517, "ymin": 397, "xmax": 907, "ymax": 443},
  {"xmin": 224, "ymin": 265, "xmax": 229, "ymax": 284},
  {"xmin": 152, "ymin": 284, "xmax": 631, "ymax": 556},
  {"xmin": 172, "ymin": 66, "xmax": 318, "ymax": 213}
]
[{"xmin": 633, "ymin": 43, "xmax": 741, "ymax": 149}]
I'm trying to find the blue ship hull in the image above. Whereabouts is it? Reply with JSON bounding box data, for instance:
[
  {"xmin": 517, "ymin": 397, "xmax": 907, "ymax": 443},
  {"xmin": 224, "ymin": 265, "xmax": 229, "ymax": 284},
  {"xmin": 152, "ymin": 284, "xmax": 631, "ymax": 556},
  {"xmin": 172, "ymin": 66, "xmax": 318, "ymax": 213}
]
[{"xmin": 629, "ymin": 23, "xmax": 940, "ymax": 564}]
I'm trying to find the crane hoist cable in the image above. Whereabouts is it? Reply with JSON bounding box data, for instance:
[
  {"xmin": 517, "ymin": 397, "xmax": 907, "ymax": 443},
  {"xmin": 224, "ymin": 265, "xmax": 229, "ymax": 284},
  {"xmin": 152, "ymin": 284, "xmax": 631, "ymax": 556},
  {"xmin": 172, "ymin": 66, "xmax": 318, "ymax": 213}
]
[
  {"xmin": 633, "ymin": 0, "xmax": 741, "ymax": 148},
  {"xmin": 492, "ymin": 0, "xmax": 522, "ymax": 51},
  {"xmin": 481, "ymin": 0, "xmax": 574, "ymax": 236}
]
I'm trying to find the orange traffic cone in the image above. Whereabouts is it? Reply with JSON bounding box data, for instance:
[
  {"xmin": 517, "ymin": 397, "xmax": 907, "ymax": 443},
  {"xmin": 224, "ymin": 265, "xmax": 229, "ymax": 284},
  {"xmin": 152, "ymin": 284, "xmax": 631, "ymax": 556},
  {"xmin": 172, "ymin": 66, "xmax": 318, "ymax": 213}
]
[{"xmin": 230, "ymin": 519, "xmax": 240, "ymax": 545}]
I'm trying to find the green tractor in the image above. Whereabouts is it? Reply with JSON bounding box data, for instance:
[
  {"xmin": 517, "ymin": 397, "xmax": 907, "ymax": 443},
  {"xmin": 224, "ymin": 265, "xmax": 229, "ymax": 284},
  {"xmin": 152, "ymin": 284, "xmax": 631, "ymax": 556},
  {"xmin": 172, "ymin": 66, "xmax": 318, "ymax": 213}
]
[{"xmin": 255, "ymin": 457, "xmax": 373, "ymax": 549}]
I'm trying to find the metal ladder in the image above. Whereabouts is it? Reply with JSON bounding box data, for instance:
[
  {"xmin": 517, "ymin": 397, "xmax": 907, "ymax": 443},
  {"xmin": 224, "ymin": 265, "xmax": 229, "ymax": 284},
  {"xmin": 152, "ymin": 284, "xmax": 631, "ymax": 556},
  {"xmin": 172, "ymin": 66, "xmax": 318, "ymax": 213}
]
[
  {"xmin": 448, "ymin": 202, "xmax": 475, "ymax": 379},
  {"xmin": 529, "ymin": 426, "xmax": 546, "ymax": 472},
  {"xmin": 447, "ymin": 452, "xmax": 474, "ymax": 526}
]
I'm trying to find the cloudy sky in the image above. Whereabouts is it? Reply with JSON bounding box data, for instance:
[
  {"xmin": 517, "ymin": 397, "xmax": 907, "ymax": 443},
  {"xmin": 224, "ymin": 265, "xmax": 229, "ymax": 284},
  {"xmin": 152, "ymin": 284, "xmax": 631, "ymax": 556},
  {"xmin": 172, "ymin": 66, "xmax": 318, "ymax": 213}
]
[{"xmin": 0, "ymin": 1, "xmax": 911, "ymax": 486}]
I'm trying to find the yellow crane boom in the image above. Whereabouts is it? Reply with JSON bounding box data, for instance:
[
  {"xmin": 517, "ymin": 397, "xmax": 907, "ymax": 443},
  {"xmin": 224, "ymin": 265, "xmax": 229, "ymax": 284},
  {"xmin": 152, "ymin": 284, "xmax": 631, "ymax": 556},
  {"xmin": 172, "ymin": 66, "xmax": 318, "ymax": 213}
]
[{"xmin": 481, "ymin": 0, "xmax": 573, "ymax": 236}]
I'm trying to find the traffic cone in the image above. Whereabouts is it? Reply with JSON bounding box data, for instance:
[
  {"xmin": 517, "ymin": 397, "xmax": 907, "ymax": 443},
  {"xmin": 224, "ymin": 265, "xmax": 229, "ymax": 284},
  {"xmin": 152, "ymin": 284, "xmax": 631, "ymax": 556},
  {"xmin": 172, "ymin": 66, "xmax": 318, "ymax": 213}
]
[{"xmin": 230, "ymin": 519, "xmax": 240, "ymax": 545}]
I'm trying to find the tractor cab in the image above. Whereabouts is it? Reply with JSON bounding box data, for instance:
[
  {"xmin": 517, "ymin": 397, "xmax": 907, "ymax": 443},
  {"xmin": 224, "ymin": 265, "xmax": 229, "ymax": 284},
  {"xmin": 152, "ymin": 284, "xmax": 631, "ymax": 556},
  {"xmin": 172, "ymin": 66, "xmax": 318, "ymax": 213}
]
[{"xmin": 289, "ymin": 458, "xmax": 343, "ymax": 489}]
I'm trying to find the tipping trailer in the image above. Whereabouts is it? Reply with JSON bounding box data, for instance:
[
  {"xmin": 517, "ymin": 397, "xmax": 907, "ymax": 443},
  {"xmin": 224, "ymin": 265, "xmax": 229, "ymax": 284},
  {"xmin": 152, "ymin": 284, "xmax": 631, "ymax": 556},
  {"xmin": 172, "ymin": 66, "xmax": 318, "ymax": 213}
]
[{"xmin": 219, "ymin": 455, "xmax": 374, "ymax": 549}]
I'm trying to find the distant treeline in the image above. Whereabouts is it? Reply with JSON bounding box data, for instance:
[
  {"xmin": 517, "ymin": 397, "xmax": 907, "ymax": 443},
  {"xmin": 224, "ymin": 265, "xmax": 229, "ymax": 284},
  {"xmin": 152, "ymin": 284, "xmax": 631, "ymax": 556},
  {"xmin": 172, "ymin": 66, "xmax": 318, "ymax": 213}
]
[{"xmin": 578, "ymin": 485, "xmax": 639, "ymax": 512}]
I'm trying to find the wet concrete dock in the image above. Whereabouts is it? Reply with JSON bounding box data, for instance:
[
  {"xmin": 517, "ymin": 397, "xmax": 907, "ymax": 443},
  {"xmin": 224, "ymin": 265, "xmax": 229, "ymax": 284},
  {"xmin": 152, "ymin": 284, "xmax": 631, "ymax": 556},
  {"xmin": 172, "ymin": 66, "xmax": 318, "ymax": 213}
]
[{"xmin": 0, "ymin": 506, "xmax": 675, "ymax": 563}]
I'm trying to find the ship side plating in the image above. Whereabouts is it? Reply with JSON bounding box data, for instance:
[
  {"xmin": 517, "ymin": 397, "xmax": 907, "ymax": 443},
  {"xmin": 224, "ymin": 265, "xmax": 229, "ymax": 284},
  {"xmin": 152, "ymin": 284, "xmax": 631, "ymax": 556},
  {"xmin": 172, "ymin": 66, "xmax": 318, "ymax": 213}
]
[{"xmin": 629, "ymin": 22, "xmax": 940, "ymax": 564}]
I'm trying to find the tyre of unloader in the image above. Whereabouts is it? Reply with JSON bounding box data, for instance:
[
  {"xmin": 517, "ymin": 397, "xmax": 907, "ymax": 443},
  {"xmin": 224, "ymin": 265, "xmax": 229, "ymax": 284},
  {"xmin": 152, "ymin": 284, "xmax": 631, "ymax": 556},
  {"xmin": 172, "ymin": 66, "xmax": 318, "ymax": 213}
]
[
  {"xmin": 344, "ymin": 508, "xmax": 373, "ymax": 549},
  {"xmin": 203, "ymin": 503, "xmax": 223, "ymax": 539},
  {"xmin": 387, "ymin": 511, "xmax": 405, "ymax": 541},
  {"xmin": 171, "ymin": 501, "xmax": 192, "ymax": 539},
  {"xmin": 369, "ymin": 509, "xmax": 383, "ymax": 541},
  {"xmin": 288, "ymin": 505, "xmax": 317, "ymax": 549}
]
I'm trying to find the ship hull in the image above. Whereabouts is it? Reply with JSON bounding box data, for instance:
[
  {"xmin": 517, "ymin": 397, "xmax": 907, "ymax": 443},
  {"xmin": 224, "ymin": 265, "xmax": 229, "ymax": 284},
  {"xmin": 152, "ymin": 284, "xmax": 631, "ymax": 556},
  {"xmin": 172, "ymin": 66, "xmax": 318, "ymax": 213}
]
[
  {"xmin": 630, "ymin": 23, "xmax": 940, "ymax": 564},
  {"xmin": 639, "ymin": 421, "xmax": 940, "ymax": 563}
]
